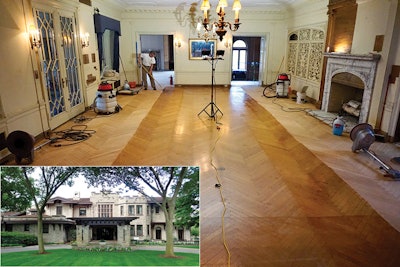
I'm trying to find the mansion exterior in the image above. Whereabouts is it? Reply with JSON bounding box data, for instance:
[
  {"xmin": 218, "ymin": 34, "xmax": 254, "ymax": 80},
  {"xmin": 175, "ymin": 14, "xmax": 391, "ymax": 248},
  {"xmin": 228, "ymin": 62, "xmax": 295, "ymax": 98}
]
[{"xmin": 1, "ymin": 192, "xmax": 192, "ymax": 247}]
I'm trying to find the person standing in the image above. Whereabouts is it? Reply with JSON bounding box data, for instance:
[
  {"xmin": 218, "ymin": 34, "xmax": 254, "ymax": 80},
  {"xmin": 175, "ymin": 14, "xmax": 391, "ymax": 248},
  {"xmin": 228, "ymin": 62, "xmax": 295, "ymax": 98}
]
[{"xmin": 139, "ymin": 51, "xmax": 156, "ymax": 90}]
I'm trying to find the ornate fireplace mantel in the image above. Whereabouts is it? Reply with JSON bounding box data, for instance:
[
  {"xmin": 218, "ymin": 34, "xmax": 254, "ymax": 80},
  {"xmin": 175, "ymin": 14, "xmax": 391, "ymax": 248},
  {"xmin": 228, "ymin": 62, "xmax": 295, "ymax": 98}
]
[{"xmin": 321, "ymin": 52, "xmax": 381, "ymax": 123}]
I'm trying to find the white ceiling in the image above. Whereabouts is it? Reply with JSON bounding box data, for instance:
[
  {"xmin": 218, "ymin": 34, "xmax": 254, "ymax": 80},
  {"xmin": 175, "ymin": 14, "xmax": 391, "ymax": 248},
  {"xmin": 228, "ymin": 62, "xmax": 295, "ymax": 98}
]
[{"xmin": 112, "ymin": 0, "xmax": 302, "ymax": 10}]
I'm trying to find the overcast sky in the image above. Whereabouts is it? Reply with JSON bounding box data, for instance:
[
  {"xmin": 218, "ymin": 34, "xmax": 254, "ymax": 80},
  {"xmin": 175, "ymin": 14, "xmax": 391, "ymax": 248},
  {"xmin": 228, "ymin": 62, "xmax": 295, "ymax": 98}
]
[{"xmin": 53, "ymin": 174, "xmax": 156, "ymax": 198}]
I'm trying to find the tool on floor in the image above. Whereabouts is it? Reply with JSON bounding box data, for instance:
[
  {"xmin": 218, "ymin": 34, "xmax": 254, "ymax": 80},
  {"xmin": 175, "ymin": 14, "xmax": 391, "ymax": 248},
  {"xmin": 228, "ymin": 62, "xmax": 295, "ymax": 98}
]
[
  {"xmin": 6, "ymin": 130, "xmax": 58, "ymax": 164},
  {"xmin": 117, "ymin": 55, "xmax": 141, "ymax": 95},
  {"xmin": 350, "ymin": 123, "xmax": 400, "ymax": 179},
  {"xmin": 94, "ymin": 82, "xmax": 122, "ymax": 114},
  {"xmin": 263, "ymin": 73, "xmax": 291, "ymax": 98}
]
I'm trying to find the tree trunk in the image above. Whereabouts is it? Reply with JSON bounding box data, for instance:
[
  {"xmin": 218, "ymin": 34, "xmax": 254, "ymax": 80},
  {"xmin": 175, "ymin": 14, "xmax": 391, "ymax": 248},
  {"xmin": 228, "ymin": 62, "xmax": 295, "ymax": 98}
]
[
  {"xmin": 165, "ymin": 210, "xmax": 175, "ymax": 257},
  {"xmin": 37, "ymin": 212, "xmax": 46, "ymax": 254},
  {"xmin": 163, "ymin": 198, "xmax": 177, "ymax": 258}
]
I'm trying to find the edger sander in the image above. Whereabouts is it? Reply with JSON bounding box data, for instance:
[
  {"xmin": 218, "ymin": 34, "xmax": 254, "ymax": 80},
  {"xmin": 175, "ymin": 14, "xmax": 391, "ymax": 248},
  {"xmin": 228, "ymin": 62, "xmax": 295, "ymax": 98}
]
[{"xmin": 350, "ymin": 123, "xmax": 400, "ymax": 179}]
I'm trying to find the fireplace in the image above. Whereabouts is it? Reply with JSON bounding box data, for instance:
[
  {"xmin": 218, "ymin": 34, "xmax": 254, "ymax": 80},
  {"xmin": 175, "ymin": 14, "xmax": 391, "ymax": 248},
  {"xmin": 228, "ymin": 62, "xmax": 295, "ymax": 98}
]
[{"xmin": 321, "ymin": 53, "xmax": 381, "ymax": 123}]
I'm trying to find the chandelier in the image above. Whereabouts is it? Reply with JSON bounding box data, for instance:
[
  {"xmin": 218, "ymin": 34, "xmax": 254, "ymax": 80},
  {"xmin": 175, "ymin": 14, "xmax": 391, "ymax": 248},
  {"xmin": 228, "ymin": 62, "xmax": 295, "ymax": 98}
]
[{"xmin": 199, "ymin": 0, "xmax": 241, "ymax": 41}]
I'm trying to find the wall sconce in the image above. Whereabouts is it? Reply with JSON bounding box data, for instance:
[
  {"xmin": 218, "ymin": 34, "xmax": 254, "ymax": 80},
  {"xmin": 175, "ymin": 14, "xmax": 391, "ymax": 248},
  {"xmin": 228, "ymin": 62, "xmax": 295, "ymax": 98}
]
[
  {"xmin": 175, "ymin": 39, "xmax": 182, "ymax": 48},
  {"xmin": 29, "ymin": 25, "xmax": 41, "ymax": 49},
  {"xmin": 200, "ymin": 0, "xmax": 241, "ymax": 41},
  {"xmin": 81, "ymin": 32, "xmax": 89, "ymax": 48},
  {"xmin": 224, "ymin": 39, "xmax": 231, "ymax": 48}
]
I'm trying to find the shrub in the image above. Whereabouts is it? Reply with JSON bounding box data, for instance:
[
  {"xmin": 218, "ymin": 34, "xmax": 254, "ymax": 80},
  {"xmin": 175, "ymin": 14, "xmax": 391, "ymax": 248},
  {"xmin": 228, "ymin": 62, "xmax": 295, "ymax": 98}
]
[{"xmin": 1, "ymin": 231, "xmax": 37, "ymax": 246}]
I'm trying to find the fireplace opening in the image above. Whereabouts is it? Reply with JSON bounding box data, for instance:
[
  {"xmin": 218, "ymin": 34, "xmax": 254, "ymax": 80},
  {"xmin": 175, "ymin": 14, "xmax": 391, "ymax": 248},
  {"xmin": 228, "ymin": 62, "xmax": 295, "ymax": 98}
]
[{"xmin": 328, "ymin": 72, "xmax": 365, "ymax": 118}]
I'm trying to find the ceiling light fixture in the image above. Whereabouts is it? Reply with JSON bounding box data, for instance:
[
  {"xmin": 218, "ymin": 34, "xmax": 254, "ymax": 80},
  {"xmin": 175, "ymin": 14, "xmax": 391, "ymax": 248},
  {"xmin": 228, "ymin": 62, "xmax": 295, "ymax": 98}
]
[{"xmin": 199, "ymin": 0, "xmax": 241, "ymax": 41}]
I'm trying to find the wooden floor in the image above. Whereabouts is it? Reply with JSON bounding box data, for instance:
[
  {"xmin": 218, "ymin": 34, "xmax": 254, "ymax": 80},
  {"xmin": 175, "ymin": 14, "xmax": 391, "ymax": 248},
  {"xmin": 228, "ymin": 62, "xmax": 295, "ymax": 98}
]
[{"xmin": 13, "ymin": 85, "xmax": 400, "ymax": 266}]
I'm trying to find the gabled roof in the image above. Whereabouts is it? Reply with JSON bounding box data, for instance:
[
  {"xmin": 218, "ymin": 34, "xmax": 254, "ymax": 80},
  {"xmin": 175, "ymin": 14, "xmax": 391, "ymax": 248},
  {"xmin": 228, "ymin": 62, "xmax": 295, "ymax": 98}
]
[{"xmin": 1, "ymin": 211, "xmax": 26, "ymax": 217}]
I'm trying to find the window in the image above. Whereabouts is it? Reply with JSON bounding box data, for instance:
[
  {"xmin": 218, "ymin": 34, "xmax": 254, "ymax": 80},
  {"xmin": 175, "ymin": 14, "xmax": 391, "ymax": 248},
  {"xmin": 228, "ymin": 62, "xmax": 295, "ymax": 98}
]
[
  {"xmin": 137, "ymin": 225, "xmax": 143, "ymax": 236},
  {"xmin": 120, "ymin": 206, "xmax": 124, "ymax": 216},
  {"xmin": 147, "ymin": 225, "xmax": 150, "ymax": 235},
  {"xmin": 5, "ymin": 224, "xmax": 12, "ymax": 232},
  {"xmin": 232, "ymin": 40, "xmax": 247, "ymax": 71},
  {"xmin": 56, "ymin": 206, "xmax": 62, "ymax": 215},
  {"xmin": 136, "ymin": 205, "xmax": 143, "ymax": 215},
  {"xmin": 130, "ymin": 225, "xmax": 135, "ymax": 236},
  {"xmin": 24, "ymin": 224, "xmax": 30, "ymax": 231},
  {"xmin": 79, "ymin": 207, "xmax": 86, "ymax": 216},
  {"xmin": 43, "ymin": 224, "xmax": 49, "ymax": 233},
  {"xmin": 98, "ymin": 204, "xmax": 113, "ymax": 217},
  {"xmin": 128, "ymin": 205, "xmax": 135, "ymax": 215},
  {"xmin": 155, "ymin": 206, "xmax": 160, "ymax": 214}
]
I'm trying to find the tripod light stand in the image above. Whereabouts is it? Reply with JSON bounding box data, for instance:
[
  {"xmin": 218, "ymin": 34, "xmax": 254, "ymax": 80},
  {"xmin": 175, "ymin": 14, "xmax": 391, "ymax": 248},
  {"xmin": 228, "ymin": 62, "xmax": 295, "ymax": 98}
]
[{"xmin": 198, "ymin": 51, "xmax": 224, "ymax": 119}]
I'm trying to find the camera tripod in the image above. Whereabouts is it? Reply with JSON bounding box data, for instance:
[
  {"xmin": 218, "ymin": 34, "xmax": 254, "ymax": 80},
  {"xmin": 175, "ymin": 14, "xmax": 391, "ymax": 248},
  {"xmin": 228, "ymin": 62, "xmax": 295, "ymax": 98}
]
[{"xmin": 198, "ymin": 55, "xmax": 223, "ymax": 120}]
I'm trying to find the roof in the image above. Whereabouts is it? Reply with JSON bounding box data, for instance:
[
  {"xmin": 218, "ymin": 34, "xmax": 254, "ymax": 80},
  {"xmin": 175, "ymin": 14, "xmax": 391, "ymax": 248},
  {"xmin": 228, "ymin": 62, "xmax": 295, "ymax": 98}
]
[
  {"xmin": 47, "ymin": 196, "xmax": 92, "ymax": 205},
  {"xmin": 2, "ymin": 214, "xmax": 76, "ymax": 225}
]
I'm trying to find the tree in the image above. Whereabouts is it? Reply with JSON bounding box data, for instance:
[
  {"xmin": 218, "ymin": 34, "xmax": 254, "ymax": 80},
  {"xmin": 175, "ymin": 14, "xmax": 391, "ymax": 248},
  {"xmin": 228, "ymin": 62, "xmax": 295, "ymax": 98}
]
[
  {"xmin": 1, "ymin": 167, "xmax": 34, "ymax": 212},
  {"xmin": 174, "ymin": 167, "xmax": 199, "ymax": 229},
  {"xmin": 3, "ymin": 167, "xmax": 80, "ymax": 254},
  {"xmin": 82, "ymin": 166, "xmax": 198, "ymax": 258}
]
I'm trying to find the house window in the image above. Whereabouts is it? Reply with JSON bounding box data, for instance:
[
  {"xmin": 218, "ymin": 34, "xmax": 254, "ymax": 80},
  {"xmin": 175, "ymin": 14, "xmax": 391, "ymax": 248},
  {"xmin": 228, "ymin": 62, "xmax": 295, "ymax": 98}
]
[
  {"xmin": 155, "ymin": 206, "xmax": 160, "ymax": 214},
  {"xmin": 120, "ymin": 206, "xmax": 124, "ymax": 216},
  {"xmin": 5, "ymin": 224, "xmax": 12, "ymax": 232},
  {"xmin": 147, "ymin": 205, "xmax": 149, "ymax": 215},
  {"xmin": 147, "ymin": 224, "xmax": 150, "ymax": 235},
  {"xmin": 232, "ymin": 40, "xmax": 247, "ymax": 71},
  {"xmin": 56, "ymin": 206, "xmax": 62, "ymax": 215},
  {"xmin": 24, "ymin": 224, "xmax": 30, "ymax": 231},
  {"xmin": 98, "ymin": 204, "xmax": 113, "ymax": 217},
  {"xmin": 128, "ymin": 205, "xmax": 134, "ymax": 215},
  {"xmin": 79, "ymin": 207, "xmax": 86, "ymax": 216},
  {"xmin": 130, "ymin": 225, "xmax": 135, "ymax": 236},
  {"xmin": 136, "ymin": 205, "xmax": 143, "ymax": 215},
  {"xmin": 43, "ymin": 224, "xmax": 49, "ymax": 233},
  {"xmin": 137, "ymin": 225, "xmax": 143, "ymax": 236}
]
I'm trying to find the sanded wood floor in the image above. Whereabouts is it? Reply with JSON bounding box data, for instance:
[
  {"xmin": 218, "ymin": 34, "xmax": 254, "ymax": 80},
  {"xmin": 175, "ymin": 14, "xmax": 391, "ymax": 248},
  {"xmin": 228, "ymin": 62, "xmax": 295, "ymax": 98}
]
[{"xmin": 17, "ymin": 86, "xmax": 400, "ymax": 266}]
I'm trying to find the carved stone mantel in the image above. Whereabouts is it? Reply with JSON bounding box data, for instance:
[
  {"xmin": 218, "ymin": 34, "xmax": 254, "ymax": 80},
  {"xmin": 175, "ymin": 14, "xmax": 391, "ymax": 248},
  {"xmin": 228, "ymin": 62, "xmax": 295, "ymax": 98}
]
[{"xmin": 321, "ymin": 52, "xmax": 381, "ymax": 123}]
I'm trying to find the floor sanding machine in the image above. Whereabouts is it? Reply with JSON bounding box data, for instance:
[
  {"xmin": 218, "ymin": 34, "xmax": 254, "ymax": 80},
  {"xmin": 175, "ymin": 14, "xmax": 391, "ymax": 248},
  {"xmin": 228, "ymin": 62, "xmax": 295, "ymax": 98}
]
[{"xmin": 350, "ymin": 123, "xmax": 400, "ymax": 179}]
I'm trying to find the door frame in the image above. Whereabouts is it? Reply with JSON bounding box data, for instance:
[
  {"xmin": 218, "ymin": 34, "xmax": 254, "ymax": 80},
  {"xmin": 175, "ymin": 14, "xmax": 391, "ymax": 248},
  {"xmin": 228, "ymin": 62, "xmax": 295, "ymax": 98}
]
[{"xmin": 32, "ymin": 0, "xmax": 85, "ymax": 130}]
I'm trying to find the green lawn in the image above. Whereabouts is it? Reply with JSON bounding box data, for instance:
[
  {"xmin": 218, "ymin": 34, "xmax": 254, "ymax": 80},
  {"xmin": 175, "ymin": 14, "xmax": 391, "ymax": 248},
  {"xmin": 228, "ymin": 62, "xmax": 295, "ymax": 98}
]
[{"xmin": 1, "ymin": 249, "xmax": 199, "ymax": 266}]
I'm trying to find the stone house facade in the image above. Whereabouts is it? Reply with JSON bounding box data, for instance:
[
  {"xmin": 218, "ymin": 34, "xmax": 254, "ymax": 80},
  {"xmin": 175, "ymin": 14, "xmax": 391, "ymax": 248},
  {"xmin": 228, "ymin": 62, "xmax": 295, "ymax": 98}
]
[{"xmin": 1, "ymin": 192, "xmax": 191, "ymax": 246}]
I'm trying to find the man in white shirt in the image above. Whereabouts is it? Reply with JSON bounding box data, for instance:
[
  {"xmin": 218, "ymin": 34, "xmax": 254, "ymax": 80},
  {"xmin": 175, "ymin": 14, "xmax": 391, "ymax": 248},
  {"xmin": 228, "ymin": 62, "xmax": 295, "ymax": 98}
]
[{"xmin": 139, "ymin": 51, "xmax": 156, "ymax": 90}]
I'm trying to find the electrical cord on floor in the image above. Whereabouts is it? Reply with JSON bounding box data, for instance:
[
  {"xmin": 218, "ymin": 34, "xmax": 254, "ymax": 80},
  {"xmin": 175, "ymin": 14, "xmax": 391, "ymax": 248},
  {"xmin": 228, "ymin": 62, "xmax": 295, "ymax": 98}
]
[
  {"xmin": 271, "ymin": 97, "xmax": 310, "ymax": 112},
  {"xmin": 209, "ymin": 122, "xmax": 231, "ymax": 267},
  {"xmin": 50, "ymin": 124, "xmax": 96, "ymax": 147}
]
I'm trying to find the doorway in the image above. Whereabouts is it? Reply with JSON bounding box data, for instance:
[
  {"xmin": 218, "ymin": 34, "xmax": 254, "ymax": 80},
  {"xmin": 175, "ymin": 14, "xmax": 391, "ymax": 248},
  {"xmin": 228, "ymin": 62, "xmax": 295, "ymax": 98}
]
[
  {"xmin": 140, "ymin": 34, "xmax": 174, "ymax": 89},
  {"xmin": 155, "ymin": 227, "xmax": 162, "ymax": 240},
  {"xmin": 33, "ymin": 5, "xmax": 85, "ymax": 129},
  {"xmin": 92, "ymin": 226, "xmax": 117, "ymax": 241},
  {"xmin": 231, "ymin": 36, "xmax": 262, "ymax": 85}
]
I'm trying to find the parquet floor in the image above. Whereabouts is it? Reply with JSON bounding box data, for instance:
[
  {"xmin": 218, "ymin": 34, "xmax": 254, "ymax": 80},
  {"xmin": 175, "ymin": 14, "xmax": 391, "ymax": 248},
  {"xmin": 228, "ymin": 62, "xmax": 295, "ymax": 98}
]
[{"xmin": 13, "ymin": 85, "xmax": 400, "ymax": 266}]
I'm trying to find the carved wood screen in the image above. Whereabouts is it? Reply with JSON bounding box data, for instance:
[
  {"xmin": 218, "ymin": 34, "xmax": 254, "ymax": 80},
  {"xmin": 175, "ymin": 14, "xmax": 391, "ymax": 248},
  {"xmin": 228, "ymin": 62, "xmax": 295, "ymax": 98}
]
[{"xmin": 287, "ymin": 29, "xmax": 325, "ymax": 82}]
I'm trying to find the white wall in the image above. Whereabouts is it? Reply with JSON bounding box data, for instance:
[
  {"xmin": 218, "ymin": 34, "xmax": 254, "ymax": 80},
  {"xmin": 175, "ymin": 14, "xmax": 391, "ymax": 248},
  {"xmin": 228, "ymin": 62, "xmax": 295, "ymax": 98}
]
[
  {"xmin": 118, "ymin": 7, "xmax": 288, "ymax": 86},
  {"xmin": 353, "ymin": 0, "xmax": 399, "ymax": 129},
  {"xmin": 0, "ymin": 0, "xmax": 47, "ymax": 140},
  {"xmin": 286, "ymin": 0, "xmax": 329, "ymax": 101}
]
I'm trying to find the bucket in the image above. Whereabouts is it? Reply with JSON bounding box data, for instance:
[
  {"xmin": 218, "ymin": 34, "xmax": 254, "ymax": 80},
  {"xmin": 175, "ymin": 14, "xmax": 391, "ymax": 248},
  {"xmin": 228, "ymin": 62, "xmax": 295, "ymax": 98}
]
[
  {"xmin": 296, "ymin": 92, "xmax": 306, "ymax": 104},
  {"xmin": 332, "ymin": 116, "xmax": 344, "ymax": 136}
]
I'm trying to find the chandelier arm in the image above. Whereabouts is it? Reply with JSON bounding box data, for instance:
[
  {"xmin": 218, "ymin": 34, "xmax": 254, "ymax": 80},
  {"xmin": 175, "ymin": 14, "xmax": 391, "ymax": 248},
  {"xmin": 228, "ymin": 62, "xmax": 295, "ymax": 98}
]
[{"xmin": 227, "ymin": 21, "xmax": 241, "ymax": 32}]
